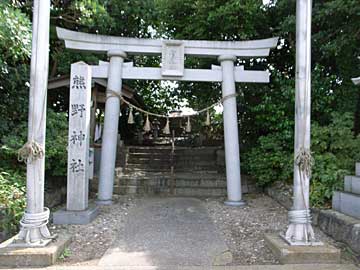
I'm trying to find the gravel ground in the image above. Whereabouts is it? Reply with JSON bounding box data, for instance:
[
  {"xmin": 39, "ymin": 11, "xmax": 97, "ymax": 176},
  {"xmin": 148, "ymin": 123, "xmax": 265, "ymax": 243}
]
[
  {"xmin": 204, "ymin": 194, "xmax": 286, "ymax": 265},
  {"xmin": 51, "ymin": 195, "xmax": 138, "ymax": 265},
  {"xmin": 50, "ymin": 194, "xmax": 357, "ymax": 266},
  {"xmin": 204, "ymin": 193, "xmax": 358, "ymax": 265}
]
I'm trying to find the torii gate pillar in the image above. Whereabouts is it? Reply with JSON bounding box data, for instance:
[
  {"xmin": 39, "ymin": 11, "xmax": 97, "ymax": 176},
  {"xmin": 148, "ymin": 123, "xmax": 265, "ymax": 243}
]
[
  {"xmin": 97, "ymin": 50, "xmax": 127, "ymax": 205},
  {"xmin": 219, "ymin": 55, "xmax": 246, "ymax": 207},
  {"xmin": 15, "ymin": 0, "xmax": 52, "ymax": 246},
  {"xmin": 283, "ymin": 0, "xmax": 318, "ymax": 245}
]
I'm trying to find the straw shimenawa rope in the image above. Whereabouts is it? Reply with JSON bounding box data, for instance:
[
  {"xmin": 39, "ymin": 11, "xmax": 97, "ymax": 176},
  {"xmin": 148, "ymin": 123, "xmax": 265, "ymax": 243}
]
[
  {"xmin": 106, "ymin": 89, "xmax": 239, "ymax": 119},
  {"xmin": 18, "ymin": 140, "xmax": 45, "ymax": 164},
  {"xmin": 17, "ymin": 90, "xmax": 239, "ymax": 163},
  {"xmin": 294, "ymin": 147, "xmax": 314, "ymax": 178}
]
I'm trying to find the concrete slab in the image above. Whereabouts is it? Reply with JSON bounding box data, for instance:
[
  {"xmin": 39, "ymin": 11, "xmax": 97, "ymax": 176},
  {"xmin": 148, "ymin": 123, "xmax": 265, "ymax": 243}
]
[
  {"xmin": 52, "ymin": 204, "xmax": 99, "ymax": 225},
  {"xmin": 356, "ymin": 162, "xmax": 360, "ymax": 176},
  {"xmin": 99, "ymin": 197, "xmax": 232, "ymax": 266},
  {"xmin": 344, "ymin": 175, "xmax": 360, "ymax": 194},
  {"xmin": 0, "ymin": 234, "xmax": 71, "ymax": 267},
  {"xmin": 332, "ymin": 191, "xmax": 360, "ymax": 219},
  {"xmin": 264, "ymin": 234, "xmax": 340, "ymax": 264}
]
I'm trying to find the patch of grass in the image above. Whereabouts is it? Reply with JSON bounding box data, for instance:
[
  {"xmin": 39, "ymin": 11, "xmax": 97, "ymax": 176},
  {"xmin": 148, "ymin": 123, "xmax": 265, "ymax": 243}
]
[{"xmin": 59, "ymin": 247, "xmax": 71, "ymax": 260}]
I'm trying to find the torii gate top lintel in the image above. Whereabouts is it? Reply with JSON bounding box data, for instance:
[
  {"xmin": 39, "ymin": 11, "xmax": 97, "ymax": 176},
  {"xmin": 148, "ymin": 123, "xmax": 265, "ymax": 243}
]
[
  {"xmin": 56, "ymin": 27, "xmax": 279, "ymax": 58},
  {"xmin": 57, "ymin": 27, "xmax": 279, "ymax": 84},
  {"xmin": 352, "ymin": 77, "xmax": 360, "ymax": 85}
]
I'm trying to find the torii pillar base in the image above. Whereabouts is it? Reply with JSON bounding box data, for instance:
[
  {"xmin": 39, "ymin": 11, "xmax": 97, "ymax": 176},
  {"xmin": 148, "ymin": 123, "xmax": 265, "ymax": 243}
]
[
  {"xmin": 0, "ymin": 234, "xmax": 71, "ymax": 267},
  {"xmin": 53, "ymin": 204, "xmax": 99, "ymax": 225},
  {"xmin": 224, "ymin": 200, "xmax": 246, "ymax": 207},
  {"xmin": 264, "ymin": 234, "xmax": 340, "ymax": 264}
]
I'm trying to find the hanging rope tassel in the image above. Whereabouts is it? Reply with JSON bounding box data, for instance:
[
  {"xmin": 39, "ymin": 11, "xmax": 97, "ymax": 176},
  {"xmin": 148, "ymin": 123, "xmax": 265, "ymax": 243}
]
[
  {"xmin": 205, "ymin": 109, "xmax": 211, "ymax": 126},
  {"xmin": 127, "ymin": 107, "xmax": 135, "ymax": 124},
  {"xmin": 185, "ymin": 116, "xmax": 191, "ymax": 133},
  {"xmin": 163, "ymin": 117, "xmax": 171, "ymax": 135},
  {"xmin": 143, "ymin": 114, "xmax": 151, "ymax": 132},
  {"xmin": 295, "ymin": 147, "xmax": 314, "ymax": 178},
  {"xmin": 18, "ymin": 140, "xmax": 45, "ymax": 164}
]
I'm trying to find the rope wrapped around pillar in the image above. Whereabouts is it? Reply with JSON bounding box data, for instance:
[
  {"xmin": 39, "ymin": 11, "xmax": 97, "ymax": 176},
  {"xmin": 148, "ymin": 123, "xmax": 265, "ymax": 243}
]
[
  {"xmin": 18, "ymin": 207, "xmax": 56, "ymax": 245},
  {"xmin": 288, "ymin": 209, "xmax": 312, "ymax": 224}
]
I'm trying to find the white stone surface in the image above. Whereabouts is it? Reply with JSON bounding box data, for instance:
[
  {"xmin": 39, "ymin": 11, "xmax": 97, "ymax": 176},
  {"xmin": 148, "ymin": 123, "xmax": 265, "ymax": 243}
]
[
  {"xmin": 284, "ymin": 0, "xmax": 316, "ymax": 244},
  {"xmin": 57, "ymin": 27, "xmax": 278, "ymax": 57},
  {"xmin": 332, "ymin": 191, "xmax": 360, "ymax": 219},
  {"xmin": 344, "ymin": 176, "xmax": 360, "ymax": 195},
  {"xmin": 89, "ymin": 147, "xmax": 94, "ymax": 180},
  {"xmin": 91, "ymin": 65, "xmax": 270, "ymax": 83},
  {"xmin": 219, "ymin": 55, "xmax": 243, "ymax": 204},
  {"xmin": 161, "ymin": 41, "xmax": 184, "ymax": 77},
  {"xmin": 97, "ymin": 50, "xmax": 126, "ymax": 204},
  {"xmin": 67, "ymin": 62, "xmax": 92, "ymax": 211},
  {"xmin": 356, "ymin": 163, "xmax": 360, "ymax": 176},
  {"xmin": 352, "ymin": 77, "xmax": 360, "ymax": 85},
  {"xmin": 17, "ymin": 0, "xmax": 52, "ymax": 245}
]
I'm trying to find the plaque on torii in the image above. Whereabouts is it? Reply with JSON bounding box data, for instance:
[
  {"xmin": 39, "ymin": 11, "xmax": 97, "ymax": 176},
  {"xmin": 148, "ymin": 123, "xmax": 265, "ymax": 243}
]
[{"xmin": 161, "ymin": 41, "xmax": 184, "ymax": 77}]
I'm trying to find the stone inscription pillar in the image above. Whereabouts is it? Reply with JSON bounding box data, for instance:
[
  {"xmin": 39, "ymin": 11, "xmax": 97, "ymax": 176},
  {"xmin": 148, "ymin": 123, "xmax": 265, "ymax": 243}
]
[
  {"xmin": 97, "ymin": 50, "xmax": 127, "ymax": 204},
  {"xmin": 218, "ymin": 55, "xmax": 246, "ymax": 207},
  {"xmin": 53, "ymin": 62, "xmax": 99, "ymax": 225},
  {"xmin": 66, "ymin": 62, "xmax": 92, "ymax": 211}
]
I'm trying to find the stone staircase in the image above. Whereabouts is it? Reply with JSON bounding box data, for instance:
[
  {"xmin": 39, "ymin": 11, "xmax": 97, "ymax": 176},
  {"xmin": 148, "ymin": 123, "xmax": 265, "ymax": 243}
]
[
  {"xmin": 332, "ymin": 162, "xmax": 360, "ymax": 219},
  {"xmin": 111, "ymin": 146, "xmax": 254, "ymax": 197}
]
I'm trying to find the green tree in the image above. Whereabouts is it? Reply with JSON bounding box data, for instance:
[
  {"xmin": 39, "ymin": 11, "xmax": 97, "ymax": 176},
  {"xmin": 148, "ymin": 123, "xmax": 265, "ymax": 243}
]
[{"xmin": 0, "ymin": 2, "xmax": 31, "ymax": 138}]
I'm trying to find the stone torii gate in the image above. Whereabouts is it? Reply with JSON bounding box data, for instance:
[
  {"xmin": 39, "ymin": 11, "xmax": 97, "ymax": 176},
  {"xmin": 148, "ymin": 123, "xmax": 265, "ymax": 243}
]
[{"xmin": 56, "ymin": 27, "xmax": 278, "ymax": 208}]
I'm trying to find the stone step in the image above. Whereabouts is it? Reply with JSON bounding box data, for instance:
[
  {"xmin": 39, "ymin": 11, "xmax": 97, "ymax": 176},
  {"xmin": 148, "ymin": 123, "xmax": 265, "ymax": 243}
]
[
  {"xmin": 117, "ymin": 172, "xmax": 223, "ymax": 182},
  {"xmin": 113, "ymin": 185, "xmax": 169, "ymax": 195},
  {"xmin": 113, "ymin": 185, "xmax": 227, "ymax": 197},
  {"xmin": 124, "ymin": 164, "xmax": 218, "ymax": 172},
  {"xmin": 126, "ymin": 158, "xmax": 216, "ymax": 166},
  {"xmin": 356, "ymin": 162, "xmax": 360, "ymax": 176},
  {"xmin": 173, "ymin": 172, "xmax": 226, "ymax": 180},
  {"xmin": 344, "ymin": 175, "xmax": 360, "ymax": 194},
  {"xmin": 124, "ymin": 169, "xmax": 219, "ymax": 174},
  {"xmin": 126, "ymin": 154, "xmax": 216, "ymax": 163},
  {"xmin": 117, "ymin": 178, "xmax": 227, "ymax": 188},
  {"xmin": 174, "ymin": 187, "xmax": 226, "ymax": 197},
  {"xmin": 127, "ymin": 146, "xmax": 219, "ymax": 155},
  {"xmin": 332, "ymin": 191, "xmax": 360, "ymax": 219},
  {"xmin": 128, "ymin": 146, "xmax": 172, "ymax": 153},
  {"xmin": 128, "ymin": 151, "xmax": 216, "ymax": 157},
  {"xmin": 127, "ymin": 152, "xmax": 171, "ymax": 158},
  {"xmin": 117, "ymin": 173, "xmax": 226, "ymax": 181},
  {"xmin": 126, "ymin": 158, "xmax": 172, "ymax": 166}
]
